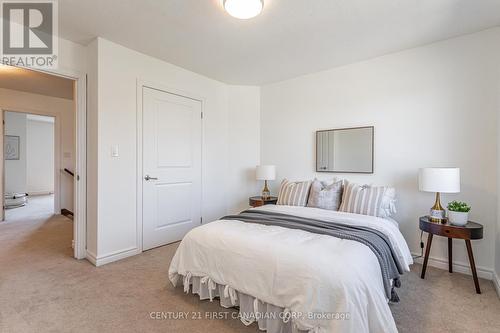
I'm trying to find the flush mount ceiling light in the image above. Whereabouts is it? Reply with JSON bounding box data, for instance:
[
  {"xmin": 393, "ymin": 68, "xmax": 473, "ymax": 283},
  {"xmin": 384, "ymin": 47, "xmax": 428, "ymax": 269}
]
[{"xmin": 224, "ymin": 0, "xmax": 264, "ymax": 19}]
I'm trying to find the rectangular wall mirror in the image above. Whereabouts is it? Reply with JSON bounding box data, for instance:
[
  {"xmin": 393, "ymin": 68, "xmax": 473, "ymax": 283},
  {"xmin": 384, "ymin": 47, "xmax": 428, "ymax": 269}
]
[{"xmin": 316, "ymin": 126, "xmax": 374, "ymax": 173}]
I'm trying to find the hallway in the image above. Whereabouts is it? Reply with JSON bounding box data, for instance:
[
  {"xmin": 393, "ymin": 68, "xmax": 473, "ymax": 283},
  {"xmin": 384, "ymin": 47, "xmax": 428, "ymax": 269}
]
[
  {"xmin": 5, "ymin": 194, "xmax": 55, "ymax": 221},
  {"xmin": 0, "ymin": 194, "xmax": 72, "ymax": 266},
  {"xmin": 0, "ymin": 194, "xmax": 75, "ymax": 331}
]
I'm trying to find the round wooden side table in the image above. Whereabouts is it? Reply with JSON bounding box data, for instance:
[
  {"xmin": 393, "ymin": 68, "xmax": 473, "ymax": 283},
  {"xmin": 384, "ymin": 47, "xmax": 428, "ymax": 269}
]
[
  {"xmin": 419, "ymin": 216, "xmax": 483, "ymax": 294},
  {"xmin": 249, "ymin": 196, "xmax": 278, "ymax": 208}
]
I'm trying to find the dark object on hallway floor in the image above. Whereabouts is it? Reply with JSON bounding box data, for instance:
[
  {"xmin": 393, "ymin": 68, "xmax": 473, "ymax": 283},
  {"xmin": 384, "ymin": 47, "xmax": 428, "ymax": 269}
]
[{"xmin": 61, "ymin": 208, "xmax": 74, "ymax": 220}]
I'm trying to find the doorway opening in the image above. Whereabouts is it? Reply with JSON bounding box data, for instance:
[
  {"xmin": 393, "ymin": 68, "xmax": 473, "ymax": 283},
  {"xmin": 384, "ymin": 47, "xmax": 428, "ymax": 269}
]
[
  {"xmin": 4, "ymin": 112, "xmax": 56, "ymax": 222},
  {"xmin": 0, "ymin": 64, "xmax": 85, "ymax": 259}
]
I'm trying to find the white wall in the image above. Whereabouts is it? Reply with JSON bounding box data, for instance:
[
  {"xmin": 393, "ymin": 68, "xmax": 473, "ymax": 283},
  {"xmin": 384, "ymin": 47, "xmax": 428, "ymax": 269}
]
[
  {"xmin": 26, "ymin": 118, "xmax": 55, "ymax": 195},
  {"xmin": 227, "ymin": 86, "xmax": 261, "ymax": 213},
  {"xmin": 261, "ymin": 28, "xmax": 500, "ymax": 277},
  {"xmin": 0, "ymin": 88, "xmax": 75, "ymax": 211},
  {"xmin": 56, "ymin": 37, "xmax": 88, "ymax": 77},
  {"xmin": 86, "ymin": 39, "xmax": 99, "ymax": 258},
  {"xmin": 87, "ymin": 38, "xmax": 260, "ymax": 263},
  {"xmin": 4, "ymin": 112, "xmax": 27, "ymax": 194},
  {"xmin": 496, "ymin": 76, "xmax": 500, "ymax": 290},
  {"xmin": 5, "ymin": 114, "xmax": 55, "ymax": 196}
]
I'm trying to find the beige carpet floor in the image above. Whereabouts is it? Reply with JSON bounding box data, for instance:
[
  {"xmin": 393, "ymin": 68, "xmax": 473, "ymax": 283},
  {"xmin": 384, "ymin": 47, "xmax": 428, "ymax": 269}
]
[{"xmin": 1, "ymin": 200, "xmax": 500, "ymax": 333}]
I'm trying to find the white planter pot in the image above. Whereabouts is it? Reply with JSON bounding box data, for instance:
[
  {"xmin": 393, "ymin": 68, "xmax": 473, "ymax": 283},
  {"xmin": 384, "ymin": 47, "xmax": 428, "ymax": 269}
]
[{"xmin": 448, "ymin": 211, "xmax": 469, "ymax": 226}]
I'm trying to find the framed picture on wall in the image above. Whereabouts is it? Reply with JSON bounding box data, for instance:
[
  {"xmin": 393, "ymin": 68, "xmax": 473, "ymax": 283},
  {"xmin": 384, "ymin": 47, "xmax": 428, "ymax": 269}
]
[{"xmin": 5, "ymin": 135, "xmax": 20, "ymax": 160}]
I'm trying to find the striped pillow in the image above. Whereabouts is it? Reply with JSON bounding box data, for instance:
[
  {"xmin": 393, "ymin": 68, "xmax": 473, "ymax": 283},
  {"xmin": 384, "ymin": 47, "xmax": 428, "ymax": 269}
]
[
  {"xmin": 339, "ymin": 181, "xmax": 389, "ymax": 217},
  {"xmin": 277, "ymin": 179, "xmax": 312, "ymax": 206}
]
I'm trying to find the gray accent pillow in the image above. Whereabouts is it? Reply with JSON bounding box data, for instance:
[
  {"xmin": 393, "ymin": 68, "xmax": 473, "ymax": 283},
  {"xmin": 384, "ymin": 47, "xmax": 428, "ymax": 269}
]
[{"xmin": 307, "ymin": 179, "xmax": 343, "ymax": 210}]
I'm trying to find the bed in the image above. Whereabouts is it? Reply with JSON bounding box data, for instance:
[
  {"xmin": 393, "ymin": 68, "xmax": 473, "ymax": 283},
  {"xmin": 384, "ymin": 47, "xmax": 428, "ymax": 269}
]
[{"xmin": 169, "ymin": 204, "xmax": 413, "ymax": 333}]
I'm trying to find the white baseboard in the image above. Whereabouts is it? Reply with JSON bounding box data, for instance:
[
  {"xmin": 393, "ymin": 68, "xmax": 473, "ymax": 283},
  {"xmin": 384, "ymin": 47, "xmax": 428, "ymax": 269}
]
[
  {"xmin": 493, "ymin": 272, "xmax": 500, "ymax": 299},
  {"xmin": 85, "ymin": 250, "xmax": 97, "ymax": 265},
  {"xmin": 86, "ymin": 247, "xmax": 140, "ymax": 267},
  {"xmin": 411, "ymin": 252, "xmax": 493, "ymax": 280}
]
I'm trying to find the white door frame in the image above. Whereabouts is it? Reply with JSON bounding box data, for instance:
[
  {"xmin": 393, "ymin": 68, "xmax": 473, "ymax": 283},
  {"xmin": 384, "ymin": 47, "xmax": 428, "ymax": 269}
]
[
  {"xmin": 0, "ymin": 65, "xmax": 87, "ymax": 260},
  {"xmin": 136, "ymin": 79, "xmax": 204, "ymax": 252}
]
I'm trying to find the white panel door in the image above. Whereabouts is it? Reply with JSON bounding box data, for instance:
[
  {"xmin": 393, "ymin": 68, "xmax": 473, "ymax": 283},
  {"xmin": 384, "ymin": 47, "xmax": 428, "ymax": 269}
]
[{"xmin": 142, "ymin": 87, "xmax": 202, "ymax": 251}]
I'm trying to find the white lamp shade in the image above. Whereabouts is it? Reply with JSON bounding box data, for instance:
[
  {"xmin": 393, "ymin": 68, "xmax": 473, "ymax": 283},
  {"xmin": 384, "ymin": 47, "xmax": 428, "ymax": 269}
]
[
  {"xmin": 256, "ymin": 165, "xmax": 276, "ymax": 181},
  {"xmin": 419, "ymin": 168, "xmax": 460, "ymax": 193}
]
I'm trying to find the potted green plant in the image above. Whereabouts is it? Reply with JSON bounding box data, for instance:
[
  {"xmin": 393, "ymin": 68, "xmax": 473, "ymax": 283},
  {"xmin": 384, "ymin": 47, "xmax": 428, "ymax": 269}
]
[{"xmin": 447, "ymin": 201, "xmax": 470, "ymax": 226}]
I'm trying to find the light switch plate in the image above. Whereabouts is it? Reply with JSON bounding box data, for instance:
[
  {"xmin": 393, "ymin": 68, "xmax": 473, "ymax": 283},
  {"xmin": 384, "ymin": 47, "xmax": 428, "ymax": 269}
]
[{"xmin": 111, "ymin": 145, "xmax": 119, "ymax": 157}]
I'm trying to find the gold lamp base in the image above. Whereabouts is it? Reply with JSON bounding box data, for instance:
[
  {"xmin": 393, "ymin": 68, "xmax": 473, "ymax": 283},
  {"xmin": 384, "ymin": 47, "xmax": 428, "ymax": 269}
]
[
  {"xmin": 261, "ymin": 180, "xmax": 270, "ymax": 200},
  {"xmin": 429, "ymin": 192, "xmax": 446, "ymax": 223}
]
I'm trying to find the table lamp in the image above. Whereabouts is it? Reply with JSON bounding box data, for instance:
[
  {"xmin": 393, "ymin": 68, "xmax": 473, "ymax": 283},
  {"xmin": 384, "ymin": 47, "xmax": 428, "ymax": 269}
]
[
  {"xmin": 256, "ymin": 165, "xmax": 276, "ymax": 200},
  {"xmin": 419, "ymin": 168, "xmax": 460, "ymax": 222}
]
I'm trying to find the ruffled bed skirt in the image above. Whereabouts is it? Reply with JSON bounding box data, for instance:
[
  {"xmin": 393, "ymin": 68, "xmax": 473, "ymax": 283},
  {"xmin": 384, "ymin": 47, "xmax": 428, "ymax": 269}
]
[{"xmin": 181, "ymin": 273, "xmax": 310, "ymax": 333}]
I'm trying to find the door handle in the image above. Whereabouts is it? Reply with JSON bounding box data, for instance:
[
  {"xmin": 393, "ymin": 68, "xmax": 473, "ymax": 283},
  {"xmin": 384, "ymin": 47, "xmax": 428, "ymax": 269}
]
[{"xmin": 144, "ymin": 175, "xmax": 158, "ymax": 181}]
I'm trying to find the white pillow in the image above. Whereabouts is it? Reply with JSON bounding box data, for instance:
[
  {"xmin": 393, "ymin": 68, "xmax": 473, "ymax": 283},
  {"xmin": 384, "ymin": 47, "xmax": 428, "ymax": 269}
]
[{"xmin": 379, "ymin": 187, "xmax": 397, "ymax": 218}]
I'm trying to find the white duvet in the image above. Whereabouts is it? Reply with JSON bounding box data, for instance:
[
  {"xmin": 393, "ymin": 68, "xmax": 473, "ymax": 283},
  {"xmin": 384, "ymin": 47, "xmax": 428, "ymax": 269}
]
[{"xmin": 169, "ymin": 205, "xmax": 413, "ymax": 333}]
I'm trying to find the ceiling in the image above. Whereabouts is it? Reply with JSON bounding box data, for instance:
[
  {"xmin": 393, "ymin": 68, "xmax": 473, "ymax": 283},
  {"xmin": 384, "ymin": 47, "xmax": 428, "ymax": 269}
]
[
  {"xmin": 59, "ymin": 0, "xmax": 500, "ymax": 85},
  {"xmin": 0, "ymin": 65, "xmax": 74, "ymax": 99}
]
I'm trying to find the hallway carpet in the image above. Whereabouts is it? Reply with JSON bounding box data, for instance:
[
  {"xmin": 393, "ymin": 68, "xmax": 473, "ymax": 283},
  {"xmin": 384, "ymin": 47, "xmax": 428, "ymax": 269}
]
[{"xmin": 1, "ymin": 205, "xmax": 499, "ymax": 332}]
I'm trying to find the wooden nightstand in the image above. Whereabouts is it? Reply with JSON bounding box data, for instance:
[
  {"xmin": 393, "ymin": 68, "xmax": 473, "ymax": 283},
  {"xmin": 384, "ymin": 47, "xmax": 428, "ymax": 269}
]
[
  {"xmin": 419, "ymin": 216, "xmax": 484, "ymax": 294},
  {"xmin": 249, "ymin": 196, "xmax": 278, "ymax": 208}
]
